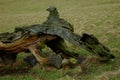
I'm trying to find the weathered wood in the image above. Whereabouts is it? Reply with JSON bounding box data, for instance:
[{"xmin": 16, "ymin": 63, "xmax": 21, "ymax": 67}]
[
  {"xmin": 0, "ymin": 34, "xmax": 57, "ymax": 64},
  {"xmin": 46, "ymin": 37, "xmax": 79, "ymax": 58},
  {"xmin": 43, "ymin": 6, "xmax": 74, "ymax": 32},
  {"xmin": 0, "ymin": 6, "xmax": 115, "ymax": 68},
  {"xmin": 14, "ymin": 24, "xmax": 114, "ymax": 61}
]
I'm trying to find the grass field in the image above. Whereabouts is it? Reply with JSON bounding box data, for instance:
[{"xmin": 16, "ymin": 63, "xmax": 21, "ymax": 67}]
[{"xmin": 0, "ymin": 0, "xmax": 120, "ymax": 80}]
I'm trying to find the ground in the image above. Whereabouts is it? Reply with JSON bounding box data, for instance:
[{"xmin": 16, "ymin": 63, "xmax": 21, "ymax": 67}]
[{"xmin": 0, "ymin": 0, "xmax": 120, "ymax": 80}]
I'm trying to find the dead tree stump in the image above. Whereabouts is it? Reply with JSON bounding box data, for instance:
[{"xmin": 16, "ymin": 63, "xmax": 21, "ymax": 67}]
[{"xmin": 0, "ymin": 6, "xmax": 115, "ymax": 69}]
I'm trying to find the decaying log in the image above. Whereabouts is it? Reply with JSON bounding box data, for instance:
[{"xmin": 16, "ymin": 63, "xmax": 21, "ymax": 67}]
[
  {"xmin": 14, "ymin": 24, "xmax": 114, "ymax": 61},
  {"xmin": 0, "ymin": 6, "xmax": 115, "ymax": 69},
  {"xmin": 0, "ymin": 34, "xmax": 56, "ymax": 63}
]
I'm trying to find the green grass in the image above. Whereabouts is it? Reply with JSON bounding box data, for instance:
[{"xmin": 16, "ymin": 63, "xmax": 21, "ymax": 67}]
[{"xmin": 0, "ymin": 0, "xmax": 120, "ymax": 80}]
